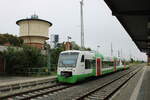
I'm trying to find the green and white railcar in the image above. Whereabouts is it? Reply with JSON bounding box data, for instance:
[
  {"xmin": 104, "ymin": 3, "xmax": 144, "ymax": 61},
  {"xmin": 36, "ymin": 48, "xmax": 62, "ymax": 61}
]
[{"xmin": 57, "ymin": 50, "xmax": 129, "ymax": 83}]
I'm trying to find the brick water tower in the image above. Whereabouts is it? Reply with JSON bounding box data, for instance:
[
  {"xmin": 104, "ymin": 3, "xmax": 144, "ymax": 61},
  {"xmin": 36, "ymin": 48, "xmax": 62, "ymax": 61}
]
[{"xmin": 16, "ymin": 14, "xmax": 52, "ymax": 49}]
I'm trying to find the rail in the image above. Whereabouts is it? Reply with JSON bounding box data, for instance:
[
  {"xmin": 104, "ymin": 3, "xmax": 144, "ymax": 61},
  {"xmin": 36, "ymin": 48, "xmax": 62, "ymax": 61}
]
[
  {"xmin": 0, "ymin": 76, "xmax": 56, "ymax": 96},
  {"xmin": 74, "ymin": 66, "xmax": 142, "ymax": 100}
]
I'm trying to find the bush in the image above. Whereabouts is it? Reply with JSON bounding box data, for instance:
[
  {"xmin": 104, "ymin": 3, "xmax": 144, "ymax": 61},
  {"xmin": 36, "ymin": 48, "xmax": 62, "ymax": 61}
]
[{"xmin": 2, "ymin": 46, "xmax": 47, "ymax": 74}]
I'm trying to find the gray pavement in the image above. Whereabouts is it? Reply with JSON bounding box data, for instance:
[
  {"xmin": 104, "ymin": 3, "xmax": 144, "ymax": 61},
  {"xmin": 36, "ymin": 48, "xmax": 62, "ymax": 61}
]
[
  {"xmin": 111, "ymin": 66, "xmax": 144, "ymax": 100},
  {"xmin": 110, "ymin": 66, "xmax": 150, "ymax": 100},
  {"xmin": 0, "ymin": 76, "xmax": 35, "ymax": 83},
  {"xmin": 0, "ymin": 76, "xmax": 56, "ymax": 86},
  {"xmin": 137, "ymin": 66, "xmax": 150, "ymax": 100}
]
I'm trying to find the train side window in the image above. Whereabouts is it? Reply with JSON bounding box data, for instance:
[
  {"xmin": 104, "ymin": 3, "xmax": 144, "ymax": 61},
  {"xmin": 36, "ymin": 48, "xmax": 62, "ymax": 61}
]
[
  {"xmin": 102, "ymin": 61, "xmax": 113, "ymax": 68},
  {"xmin": 92, "ymin": 60, "xmax": 96, "ymax": 68},
  {"xmin": 81, "ymin": 55, "xmax": 84, "ymax": 62},
  {"xmin": 85, "ymin": 59, "xmax": 91, "ymax": 69}
]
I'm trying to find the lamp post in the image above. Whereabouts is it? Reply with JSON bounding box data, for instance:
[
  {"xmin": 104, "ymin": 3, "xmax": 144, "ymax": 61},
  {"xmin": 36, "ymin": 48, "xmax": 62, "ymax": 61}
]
[
  {"xmin": 80, "ymin": 0, "xmax": 84, "ymax": 50},
  {"xmin": 45, "ymin": 44, "xmax": 51, "ymax": 75}
]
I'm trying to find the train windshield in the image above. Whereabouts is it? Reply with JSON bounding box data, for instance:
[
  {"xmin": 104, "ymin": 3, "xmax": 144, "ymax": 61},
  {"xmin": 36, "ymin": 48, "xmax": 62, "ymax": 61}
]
[{"xmin": 58, "ymin": 52, "xmax": 79, "ymax": 67}]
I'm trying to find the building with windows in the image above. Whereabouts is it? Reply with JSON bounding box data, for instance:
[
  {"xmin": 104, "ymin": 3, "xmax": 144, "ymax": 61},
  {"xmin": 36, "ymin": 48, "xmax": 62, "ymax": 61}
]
[{"xmin": 50, "ymin": 34, "xmax": 59, "ymax": 48}]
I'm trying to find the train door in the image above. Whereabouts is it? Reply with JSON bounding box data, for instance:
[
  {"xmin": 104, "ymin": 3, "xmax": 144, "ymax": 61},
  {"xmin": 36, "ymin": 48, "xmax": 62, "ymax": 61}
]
[
  {"xmin": 0, "ymin": 57, "xmax": 4, "ymax": 73},
  {"xmin": 114, "ymin": 60, "xmax": 116, "ymax": 71},
  {"xmin": 96, "ymin": 58, "xmax": 102, "ymax": 76},
  {"xmin": 124, "ymin": 61, "xmax": 126, "ymax": 69},
  {"xmin": 80, "ymin": 54, "xmax": 85, "ymax": 74}
]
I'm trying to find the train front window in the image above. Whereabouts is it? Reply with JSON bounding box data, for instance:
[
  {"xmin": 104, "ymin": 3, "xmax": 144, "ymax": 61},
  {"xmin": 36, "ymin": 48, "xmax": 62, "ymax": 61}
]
[{"xmin": 58, "ymin": 52, "xmax": 79, "ymax": 67}]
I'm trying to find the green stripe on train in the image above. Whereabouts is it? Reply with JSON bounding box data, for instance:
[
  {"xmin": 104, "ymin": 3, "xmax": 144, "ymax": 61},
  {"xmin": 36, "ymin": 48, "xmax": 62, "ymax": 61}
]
[
  {"xmin": 57, "ymin": 66, "xmax": 129, "ymax": 83},
  {"xmin": 57, "ymin": 73, "xmax": 94, "ymax": 83},
  {"xmin": 102, "ymin": 68, "xmax": 114, "ymax": 75},
  {"xmin": 58, "ymin": 69, "xmax": 96, "ymax": 83}
]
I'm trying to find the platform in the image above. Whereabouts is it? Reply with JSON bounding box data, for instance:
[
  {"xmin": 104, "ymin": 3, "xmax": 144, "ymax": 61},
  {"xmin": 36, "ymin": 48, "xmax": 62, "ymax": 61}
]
[
  {"xmin": 137, "ymin": 66, "xmax": 150, "ymax": 100},
  {"xmin": 0, "ymin": 76, "xmax": 56, "ymax": 87},
  {"xmin": 111, "ymin": 66, "xmax": 150, "ymax": 100}
]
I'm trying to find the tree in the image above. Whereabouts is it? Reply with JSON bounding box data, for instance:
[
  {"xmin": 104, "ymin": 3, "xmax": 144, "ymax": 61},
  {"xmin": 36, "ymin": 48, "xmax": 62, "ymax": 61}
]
[
  {"xmin": 83, "ymin": 47, "xmax": 91, "ymax": 51},
  {"xmin": 50, "ymin": 43, "xmax": 65, "ymax": 69},
  {"xmin": 71, "ymin": 41, "xmax": 91, "ymax": 51},
  {"xmin": 0, "ymin": 33, "xmax": 23, "ymax": 46},
  {"xmin": 130, "ymin": 58, "xmax": 134, "ymax": 63},
  {"xmin": 71, "ymin": 41, "xmax": 80, "ymax": 50}
]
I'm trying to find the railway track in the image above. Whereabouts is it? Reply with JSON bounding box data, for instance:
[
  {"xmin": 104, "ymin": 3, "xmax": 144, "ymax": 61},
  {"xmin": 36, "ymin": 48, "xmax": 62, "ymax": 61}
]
[
  {"xmin": 29, "ymin": 65, "xmax": 142, "ymax": 100},
  {"xmin": 0, "ymin": 65, "xmax": 143, "ymax": 100},
  {"xmin": 0, "ymin": 83, "xmax": 72, "ymax": 100},
  {"xmin": 74, "ymin": 66, "xmax": 142, "ymax": 100},
  {"xmin": 0, "ymin": 77, "xmax": 56, "ymax": 94},
  {"xmin": 0, "ymin": 77, "xmax": 58, "ymax": 98}
]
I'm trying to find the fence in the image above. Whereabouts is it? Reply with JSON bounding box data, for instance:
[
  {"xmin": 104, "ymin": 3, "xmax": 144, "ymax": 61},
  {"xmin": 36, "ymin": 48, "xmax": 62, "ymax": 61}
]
[{"xmin": 13, "ymin": 64, "xmax": 57, "ymax": 76}]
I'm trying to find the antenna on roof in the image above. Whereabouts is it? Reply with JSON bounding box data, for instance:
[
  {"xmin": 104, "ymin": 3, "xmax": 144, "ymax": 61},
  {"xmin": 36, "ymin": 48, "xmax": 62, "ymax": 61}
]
[{"xmin": 31, "ymin": 13, "xmax": 38, "ymax": 19}]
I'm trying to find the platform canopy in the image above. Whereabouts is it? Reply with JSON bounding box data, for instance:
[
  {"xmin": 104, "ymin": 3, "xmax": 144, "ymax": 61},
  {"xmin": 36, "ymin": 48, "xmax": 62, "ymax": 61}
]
[{"xmin": 104, "ymin": 0, "xmax": 150, "ymax": 55}]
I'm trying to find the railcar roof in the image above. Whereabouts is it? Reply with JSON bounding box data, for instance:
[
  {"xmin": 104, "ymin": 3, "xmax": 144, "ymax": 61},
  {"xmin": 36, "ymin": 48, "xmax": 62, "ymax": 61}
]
[
  {"xmin": 61, "ymin": 50, "xmax": 105, "ymax": 59},
  {"xmin": 61, "ymin": 50, "xmax": 96, "ymax": 53},
  {"xmin": 103, "ymin": 57, "xmax": 115, "ymax": 61},
  {"xmin": 95, "ymin": 52, "xmax": 104, "ymax": 60},
  {"xmin": 103, "ymin": 56, "xmax": 125, "ymax": 61},
  {"xmin": 60, "ymin": 50, "xmax": 126, "ymax": 61},
  {"xmin": 60, "ymin": 50, "xmax": 81, "ymax": 53}
]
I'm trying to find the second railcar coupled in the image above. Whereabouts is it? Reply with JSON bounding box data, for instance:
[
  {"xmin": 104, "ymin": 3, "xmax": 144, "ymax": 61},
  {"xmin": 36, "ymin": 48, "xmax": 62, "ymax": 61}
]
[{"xmin": 57, "ymin": 50, "xmax": 129, "ymax": 83}]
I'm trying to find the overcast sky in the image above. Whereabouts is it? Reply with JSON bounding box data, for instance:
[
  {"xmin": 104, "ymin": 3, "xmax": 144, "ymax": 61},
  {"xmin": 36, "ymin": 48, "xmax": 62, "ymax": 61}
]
[{"xmin": 0, "ymin": 0, "xmax": 147, "ymax": 61}]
